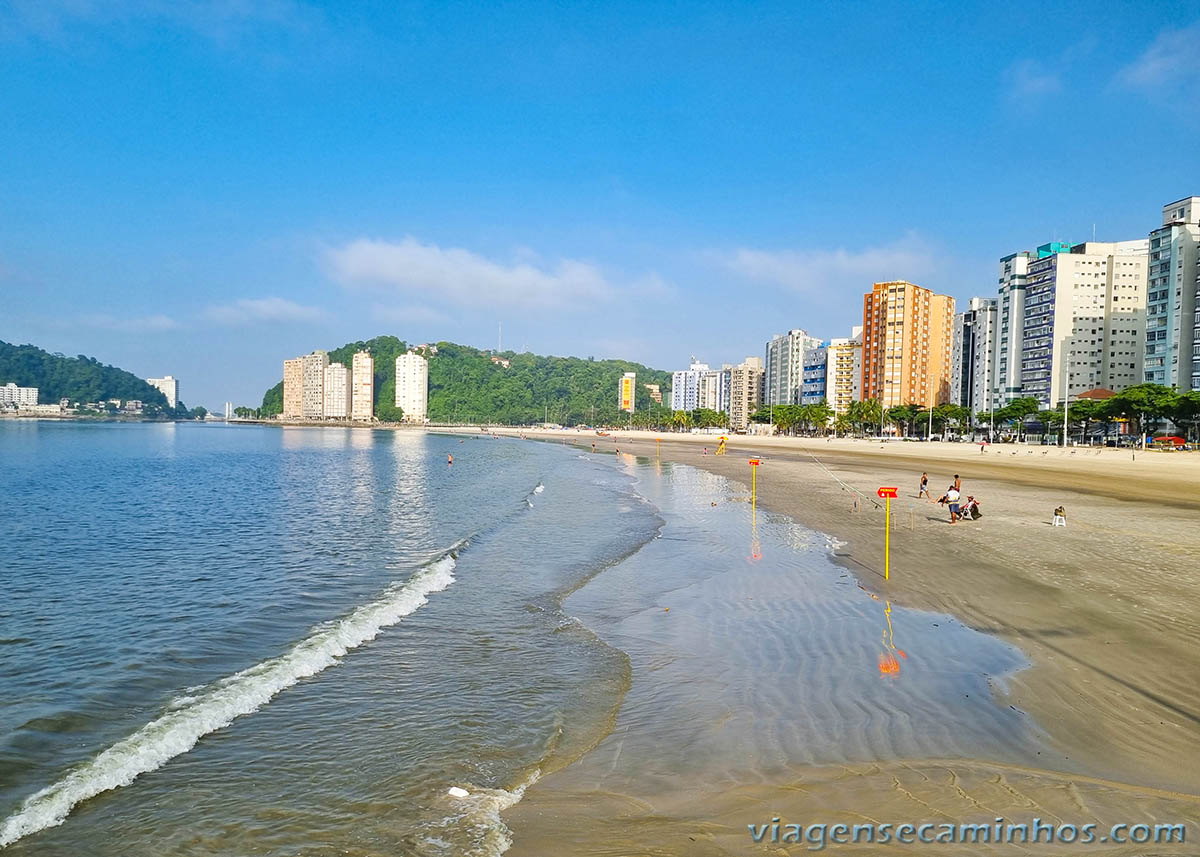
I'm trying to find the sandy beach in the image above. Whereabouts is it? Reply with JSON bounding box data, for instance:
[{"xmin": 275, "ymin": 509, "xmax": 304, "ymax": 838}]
[{"xmin": 439, "ymin": 428, "xmax": 1200, "ymax": 855}]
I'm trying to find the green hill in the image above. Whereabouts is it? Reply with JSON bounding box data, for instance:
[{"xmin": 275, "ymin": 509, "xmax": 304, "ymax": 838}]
[
  {"xmin": 0, "ymin": 340, "xmax": 170, "ymax": 409},
  {"xmin": 261, "ymin": 337, "xmax": 674, "ymax": 425}
]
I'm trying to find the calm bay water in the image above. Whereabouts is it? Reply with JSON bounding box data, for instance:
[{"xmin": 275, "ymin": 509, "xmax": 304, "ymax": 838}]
[
  {"xmin": 0, "ymin": 422, "xmax": 1037, "ymax": 856},
  {"xmin": 0, "ymin": 422, "xmax": 658, "ymax": 856}
]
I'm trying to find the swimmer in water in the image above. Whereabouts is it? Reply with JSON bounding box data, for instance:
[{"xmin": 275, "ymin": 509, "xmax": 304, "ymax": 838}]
[{"xmin": 447, "ymin": 454, "xmax": 453, "ymax": 464}]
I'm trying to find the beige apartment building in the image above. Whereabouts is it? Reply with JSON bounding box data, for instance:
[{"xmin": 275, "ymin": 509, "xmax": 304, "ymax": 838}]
[
  {"xmin": 825, "ymin": 328, "xmax": 862, "ymax": 414},
  {"xmin": 726, "ymin": 357, "xmax": 764, "ymax": 431},
  {"xmin": 323, "ymin": 362, "xmax": 352, "ymax": 419},
  {"xmin": 861, "ymin": 281, "xmax": 955, "ymax": 408},
  {"xmin": 300, "ymin": 350, "xmax": 329, "ymax": 419},
  {"xmin": 351, "ymin": 351, "xmax": 374, "ymax": 421},
  {"xmin": 282, "ymin": 358, "xmax": 304, "ymax": 419}
]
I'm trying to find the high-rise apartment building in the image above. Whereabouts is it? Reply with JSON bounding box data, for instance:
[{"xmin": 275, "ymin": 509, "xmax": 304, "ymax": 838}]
[
  {"xmin": 670, "ymin": 359, "xmax": 709, "ymax": 411},
  {"xmin": 992, "ymin": 249, "xmax": 1047, "ymax": 407},
  {"xmin": 323, "ymin": 362, "xmax": 353, "ymax": 419},
  {"xmin": 861, "ymin": 281, "xmax": 955, "ymax": 408},
  {"xmin": 726, "ymin": 357, "xmax": 764, "ymax": 431},
  {"xmin": 801, "ymin": 343, "xmax": 828, "ymax": 405},
  {"xmin": 301, "ymin": 351, "xmax": 329, "ymax": 419},
  {"xmin": 1145, "ymin": 196, "xmax": 1200, "ymax": 390},
  {"xmin": 764, "ymin": 329, "xmax": 821, "ymax": 405},
  {"xmin": 697, "ymin": 368, "xmax": 729, "ymax": 413},
  {"xmin": 282, "ymin": 359, "xmax": 304, "ymax": 419},
  {"xmin": 825, "ymin": 327, "xmax": 863, "ymax": 415},
  {"xmin": 351, "ymin": 351, "xmax": 374, "ymax": 421},
  {"xmin": 146, "ymin": 375, "xmax": 178, "ymax": 409},
  {"xmin": 1021, "ymin": 241, "xmax": 1148, "ymax": 406},
  {"xmin": 395, "ymin": 351, "xmax": 429, "ymax": 422},
  {"xmin": 952, "ymin": 297, "xmax": 997, "ymax": 414}
]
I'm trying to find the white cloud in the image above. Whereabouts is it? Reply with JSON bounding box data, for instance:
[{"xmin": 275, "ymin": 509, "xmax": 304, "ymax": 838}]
[
  {"xmin": 79, "ymin": 313, "xmax": 180, "ymax": 332},
  {"xmin": 1003, "ymin": 58, "xmax": 1063, "ymax": 100},
  {"xmin": 708, "ymin": 234, "xmax": 939, "ymax": 297},
  {"xmin": 325, "ymin": 236, "xmax": 669, "ymax": 310},
  {"xmin": 202, "ymin": 297, "xmax": 322, "ymax": 325},
  {"xmin": 1117, "ymin": 23, "xmax": 1200, "ymax": 89}
]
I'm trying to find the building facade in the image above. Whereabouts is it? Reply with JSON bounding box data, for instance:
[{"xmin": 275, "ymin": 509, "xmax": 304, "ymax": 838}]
[
  {"xmin": 0, "ymin": 382, "xmax": 38, "ymax": 408},
  {"xmin": 146, "ymin": 375, "xmax": 178, "ymax": 409},
  {"xmin": 951, "ymin": 297, "xmax": 997, "ymax": 414},
  {"xmin": 1020, "ymin": 241, "xmax": 1148, "ymax": 406},
  {"xmin": 800, "ymin": 343, "xmax": 828, "ymax": 405},
  {"xmin": 282, "ymin": 358, "xmax": 304, "ymax": 419},
  {"xmin": 764, "ymin": 329, "xmax": 821, "ymax": 406},
  {"xmin": 620, "ymin": 372, "xmax": 636, "ymax": 413},
  {"xmin": 726, "ymin": 357, "xmax": 764, "ymax": 431},
  {"xmin": 301, "ymin": 351, "xmax": 329, "ymax": 419},
  {"xmin": 395, "ymin": 351, "xmax": 429, "ymax": 422},
  {"xmin": 698, "ymin": 368, "xmax": 729, "ymax": 413},
  {"xmin": 861, "ymin": 281, "xmax": 955, "ymax": 408},
  {"xmin": 825, "ymin": 328, "xmax": 863, "ymax": 415},
  {"xmin": 669, "ymin": 359, "xmax": 709, "ymax": 411},
  {"xmin": 351, "ymin": 351, "xmax": 374, "ymax": 421},
  {"xmin": 1145, "ymin": 197, "xmax": 1200, "ymax": 390},
  {"xmin": 323, "ymin": 362, "xmax": 353, "ymax": 419}
]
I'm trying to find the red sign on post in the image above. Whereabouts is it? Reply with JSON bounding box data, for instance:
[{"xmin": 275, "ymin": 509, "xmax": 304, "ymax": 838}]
[
  {"xmin": 748, "ymin": 459, "xmax": 761, "ymax": 466},
  {"xmin": 877, "ymin": 486, "xmax": 898, "ymax": 498}
]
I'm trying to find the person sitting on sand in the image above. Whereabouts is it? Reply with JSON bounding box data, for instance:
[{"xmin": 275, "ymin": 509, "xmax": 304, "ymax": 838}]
[{"xmin": 961, "ymin": 495, "xmax": 982, "ymax": 520}]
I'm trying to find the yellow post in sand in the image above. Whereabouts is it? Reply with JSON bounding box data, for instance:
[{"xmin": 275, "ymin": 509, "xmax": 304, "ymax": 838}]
[
  {"xmin": 656, "ymin": 437, "xmax": 660, "ymax": 458},
  {"xmin": 877, "ymin": 487, "xmax": 897, "ymax": 581}
]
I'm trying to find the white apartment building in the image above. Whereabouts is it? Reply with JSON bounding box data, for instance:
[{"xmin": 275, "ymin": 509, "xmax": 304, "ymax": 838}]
[
  {"xmin": 669, "ymin": 359, "xmax": 709, "ymax": 411},
  {"xmin": 301, "ymin": 351, "xmax": 329, "ymax": 419},
  {"xmin": 0, "ymin": 382, "xmax": 38, "ymax": 409},
  {"xmin": 146, "ymin": 375, "xmax": 178, "ymax": 408},
  {"xmin": 395, "ymin": 351, "xmax": 429, "ymax": 422},
  {"xmin": 323, "ymin": 362, "xmax": 353, "ymax": 419},
  {"xmin": 1145, "ymin": 196, "xmax": 1200, "ymax": 390},
  {"xmin": 282, "ymin": 358, "xmax": 304, "ymax": 419},
  {"xmin": 764, "ymin": 329, "xmax": 821, "ymax": 405},
  {"xmin": 726, "ymin": 357, "xmax": 764, "ymax": 431},
  {"xmin": 952, "ymin": 298, "xmax": 997, "ymax": 414},
  {"xmin": 1021, "ymin": 241, "xmax": 1148, "ymax": 406},
  {"xmin": 697, "ymin": 368, "xmax": 729, "ymax": 413},
  {"xmin": 351, "ymin": 351, "xmax": 374, "ymax": 421},
  {"xmin": 825, "ymin": 327, "xmax": 862, "ymax": 415}
]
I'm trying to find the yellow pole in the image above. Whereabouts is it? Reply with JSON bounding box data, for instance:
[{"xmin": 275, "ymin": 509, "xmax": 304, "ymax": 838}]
[
  {"xmin": 752, "ymin": 464, "xmax": 757, "ymax": 509},
  {"xmin": 884, "ymin": 496, "xmax": 890, "ymax": 581}
]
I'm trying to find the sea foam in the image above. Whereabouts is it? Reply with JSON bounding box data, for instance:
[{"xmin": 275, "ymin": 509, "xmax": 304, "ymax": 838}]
[{"xmin": 0, "ymin": 554, "xmax": 458, "ymax": 847}]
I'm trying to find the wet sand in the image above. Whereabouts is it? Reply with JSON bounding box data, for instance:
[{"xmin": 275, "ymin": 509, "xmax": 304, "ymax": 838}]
[{"xmin": 448, "ymin": 429, "xmax": 1200, "ymax": 855}]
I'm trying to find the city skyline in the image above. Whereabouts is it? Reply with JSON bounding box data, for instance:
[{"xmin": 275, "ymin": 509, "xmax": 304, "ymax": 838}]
[{"xmin": 3, "ymin": 3, "xmax": 1199, "ymax": 408}]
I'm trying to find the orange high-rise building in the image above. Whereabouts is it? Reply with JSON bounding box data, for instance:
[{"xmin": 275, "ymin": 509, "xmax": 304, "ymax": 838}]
[{"xmin": 861, "ymin": 281, "xmax": 955, "ymax": 409}]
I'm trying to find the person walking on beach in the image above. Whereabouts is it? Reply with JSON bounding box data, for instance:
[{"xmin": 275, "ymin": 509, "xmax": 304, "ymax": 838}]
[
  {"xmin": 953, "ymin": 474, "xmax": 961, "ymax": 494},
  {"xmin": 918, "ymin": 472, "xmax": 930, "ymax": 499}
]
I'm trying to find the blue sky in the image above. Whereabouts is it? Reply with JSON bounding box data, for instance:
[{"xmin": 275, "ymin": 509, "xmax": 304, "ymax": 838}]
[{"xmin": 2, "ymin": 0, "xmax": 1198, "ymax": 409}]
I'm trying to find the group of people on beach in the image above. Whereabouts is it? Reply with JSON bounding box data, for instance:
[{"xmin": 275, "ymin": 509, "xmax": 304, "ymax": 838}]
[{"xmin": 919, "ymin": 471, "xmax": 981, "ymax": 525}]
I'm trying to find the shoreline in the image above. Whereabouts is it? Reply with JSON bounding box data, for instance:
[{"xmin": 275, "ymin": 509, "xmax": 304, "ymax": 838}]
[{"xmin": 475, "ymin": 427, "xmax": 1200, "ymax": 854}]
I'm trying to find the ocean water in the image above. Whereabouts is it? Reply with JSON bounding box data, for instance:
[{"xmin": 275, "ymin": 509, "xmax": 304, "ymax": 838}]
[
  {"xmin": 0, "ymin": 423, "xmax": 658, "ymax": 856},
  {"xmin": 0, "ymin": 423, "xmax": 1038, "ymax": 856}
]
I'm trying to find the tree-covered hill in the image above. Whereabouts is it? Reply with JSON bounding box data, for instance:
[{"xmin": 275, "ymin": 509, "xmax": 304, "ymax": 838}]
[
  {"xmin": 0, "ymin": 340, "xmax": 169, "ymax": 408},
  {"xmin": 261, "ymin": 337, "xmax": 674, "ymax": 425}
]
